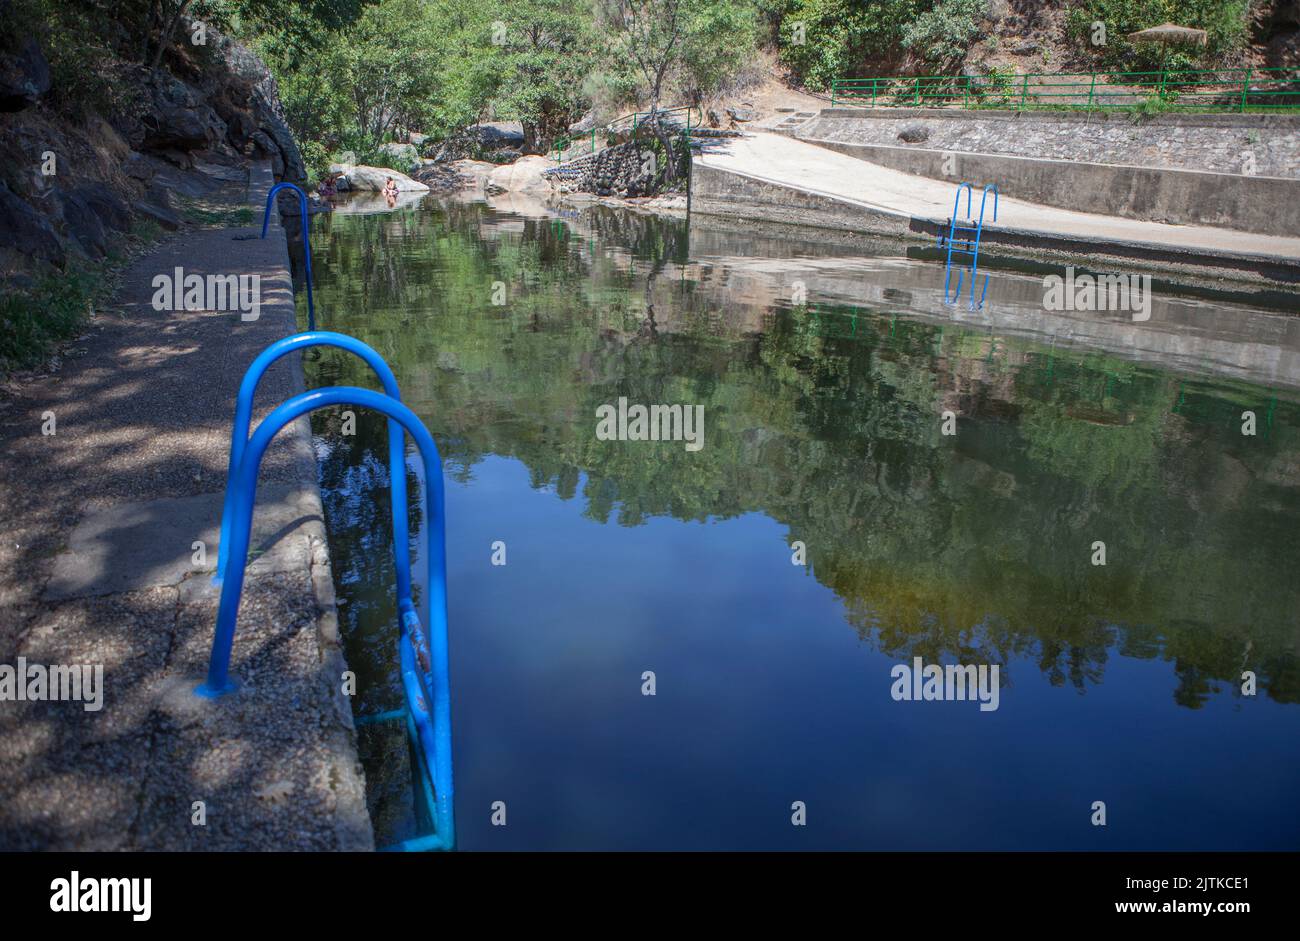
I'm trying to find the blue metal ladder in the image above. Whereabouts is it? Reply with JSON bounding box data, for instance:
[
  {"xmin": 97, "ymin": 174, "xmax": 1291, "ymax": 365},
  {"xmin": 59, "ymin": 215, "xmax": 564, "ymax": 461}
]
[
  {"xmin": 261, "ymin": 182, "xmax": 317, "ymax": 330},
  {"xmin": 198, "ymin": 331, "xmax": 454, "ymax": 851},
  {"xmin": 938, "ymin": 182, "xmax": 998, "ymax": 310}
]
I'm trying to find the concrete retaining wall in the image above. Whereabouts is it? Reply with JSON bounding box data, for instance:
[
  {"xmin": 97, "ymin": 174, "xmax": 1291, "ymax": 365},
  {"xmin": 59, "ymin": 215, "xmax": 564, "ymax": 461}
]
[
  {"xmin": 791, "ymin": 108, "xmax": 1300, "ymax": 236},
  {"xmin": 802, "ymin": 108, "xmax": 1300, "ymax": 177},
  {"xmin": 689, "ymin": 159, "xmax": 1300, "ymax": 283},
  {"xmin": 691, "ymin": 161, "xmax": 915, "ymax": 237},
  {"xmin": 799, "ymin": 136, "xmax": 1300, "ymax": 237}
]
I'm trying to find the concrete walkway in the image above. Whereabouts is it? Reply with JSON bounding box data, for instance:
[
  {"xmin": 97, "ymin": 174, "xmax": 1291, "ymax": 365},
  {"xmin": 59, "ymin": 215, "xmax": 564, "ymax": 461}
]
[
  {"xmin": 0, "ymin": 162, "xmax": 372, "ymax": 849},
  {"xmin": 693, "ymin": 131, "xmax": 1300, "ymax": 268}
]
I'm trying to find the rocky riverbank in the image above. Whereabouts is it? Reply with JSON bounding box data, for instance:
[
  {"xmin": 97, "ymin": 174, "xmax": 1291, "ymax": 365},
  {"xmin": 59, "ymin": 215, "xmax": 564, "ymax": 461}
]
[{"xmin": 0, "ymin": 20, "xmax": 303, "ymax": 297}]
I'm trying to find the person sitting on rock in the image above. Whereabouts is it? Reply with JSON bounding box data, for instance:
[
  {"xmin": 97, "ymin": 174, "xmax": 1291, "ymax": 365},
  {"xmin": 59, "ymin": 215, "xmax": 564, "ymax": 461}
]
[{"xmin": 383, "ymin": 177, "xmax": 399, "ymax": 199}]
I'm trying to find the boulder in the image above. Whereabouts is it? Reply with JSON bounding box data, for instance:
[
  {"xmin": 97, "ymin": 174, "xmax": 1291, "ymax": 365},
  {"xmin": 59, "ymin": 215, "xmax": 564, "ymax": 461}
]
[
  {"xmin": 451, "ymin": 159, "xmax": 496, "ymax": 191},
  {"xmin": 135, "ymin": 69, "xmax": 212, "ymax": 151},
  {"xmin": 0, "ymin": 36, "xmax": 51, "ymax": 111},
  {"xmin": 898, "ymin": 123, "xmax": 930, "ymax": 144},
  {"xmin": 256, "ymin": 110, "xmax": 305, "ymax": 181},
  {"xmin": 568, "ymin": 111, "xmax": 596, "ymax": 134},
  {"xmin": 961, "ymin": 63, "xmax": 987, "ymax": 88},
  {"xmin": 1266, "ymin": 30, "xmax": 1300, "ymax": 68},
  {"xmin": 378, "ymin": 141, "xmax": 419, "ymax": 167},
  {"xmin": 54, "ymin": 188, "xmax": 110, "ymax": 258},
  {"xmin": 337, "ymin": 165, "xmax": 429, "ymax": 192},
  {"xmin": 726, "ymin": 107, "xmax": 758, "ymax": 123},
  {"xmin": 77, "ymin": 181, "xmax": 132, "ymax": 232},
  {"xmin": 123, "ymin": 151, "xmax": 155, "ymax": 181},
  {"xmin": 206, "ymin": 22, "xmax": 305, "ymax": 181},
  {"xmin": 476, "ymin": 122, "xmax": 525, "ymax": 149},
  {"xmin": 0, "ymin": 179, "xmax": 64, "ymax": 266},
  {"xmin": 249, "ymin": 129, "xmax": 283, "ymax": 177},
  {"xmin": 138, "ymin": 187, "xmax": 184, "ymax": 230},
  {"xmin": 486, "ymin": 155, "xmax": 555, "ymax": 196}
]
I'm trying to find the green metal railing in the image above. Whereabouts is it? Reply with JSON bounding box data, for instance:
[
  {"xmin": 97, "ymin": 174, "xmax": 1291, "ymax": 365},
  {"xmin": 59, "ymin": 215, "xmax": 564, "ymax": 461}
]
[
  {"xmin": 830, "ymin": 68, "xmax": 1300, "ymax": 113},
  {"xmin": 550, "ymin": 105, "xmax": 702, "ymax": 164}
]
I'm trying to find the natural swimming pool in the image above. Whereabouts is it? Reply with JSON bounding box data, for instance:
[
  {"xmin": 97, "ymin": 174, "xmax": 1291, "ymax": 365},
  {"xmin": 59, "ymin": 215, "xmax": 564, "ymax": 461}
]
[{"xmin": 301, "ymin": 198, "xmax": 1300, "ymax": 851}]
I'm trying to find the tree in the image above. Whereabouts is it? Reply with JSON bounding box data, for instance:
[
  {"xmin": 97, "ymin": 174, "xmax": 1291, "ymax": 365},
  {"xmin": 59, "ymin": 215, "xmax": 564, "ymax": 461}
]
[
  {"xmin": 327, "ymin": 0, "xmax": 442, "ymax": 145},
  {"xmin": 492, "ymin": 0, "xmax": 596, "ymax": 153},
  {"xmin": 599, "ymin": 0, "xmax": 759, "ymax": 180}
]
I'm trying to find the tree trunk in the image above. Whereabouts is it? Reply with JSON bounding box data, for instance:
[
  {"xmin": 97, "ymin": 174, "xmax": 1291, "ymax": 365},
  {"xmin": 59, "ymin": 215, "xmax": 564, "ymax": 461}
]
[
  {"xmin": 150, "ymin": 0, "xmax": 194, "ymax": 70},
  {"xmin": 646, "ymin": 100, "xmax": 677, "ymax": 184},
  {"xmin": 141, "ymin": 0, "xmax": 161, "ymax": 63}
]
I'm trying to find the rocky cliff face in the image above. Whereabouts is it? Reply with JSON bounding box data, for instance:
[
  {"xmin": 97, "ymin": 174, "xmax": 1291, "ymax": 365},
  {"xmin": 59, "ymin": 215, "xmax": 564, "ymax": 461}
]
[{"xmin": 0, "ymin": 18, "xmax": 304, "ymax": 281}]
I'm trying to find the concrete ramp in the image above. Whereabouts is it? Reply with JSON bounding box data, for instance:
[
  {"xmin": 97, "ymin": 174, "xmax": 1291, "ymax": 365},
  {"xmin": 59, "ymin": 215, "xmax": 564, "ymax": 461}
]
[{"xmin": 691, "ymin": 132, "xmax": 1300, "ymax": 279}]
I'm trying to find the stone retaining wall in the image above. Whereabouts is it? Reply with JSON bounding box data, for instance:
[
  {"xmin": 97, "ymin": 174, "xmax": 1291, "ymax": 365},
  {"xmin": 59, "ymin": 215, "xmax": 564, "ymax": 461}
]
[{"xmin": 799, "ymin": 109, "xmax": 1300, "ymax": 178}]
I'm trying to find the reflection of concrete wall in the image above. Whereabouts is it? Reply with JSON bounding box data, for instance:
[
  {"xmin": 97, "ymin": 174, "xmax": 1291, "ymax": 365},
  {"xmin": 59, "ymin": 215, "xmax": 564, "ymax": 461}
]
[
  {"xmin": 681, "ymin": 235, "xmax": 1300, "ymax": 391},
  {"xmin": 800, "ymin": 135, "xmax": 1300, "ymax": 237}
]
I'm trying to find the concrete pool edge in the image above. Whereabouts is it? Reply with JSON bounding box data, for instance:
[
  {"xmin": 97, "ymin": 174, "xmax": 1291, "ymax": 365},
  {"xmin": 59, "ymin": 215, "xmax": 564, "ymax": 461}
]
[
  {"xmin": 249, "ymin": 161, "xmax": 375, "ymax": 851},
  {"xmin": 689, "ymin": 157, "xmax": 1300, "ymax": 287}
]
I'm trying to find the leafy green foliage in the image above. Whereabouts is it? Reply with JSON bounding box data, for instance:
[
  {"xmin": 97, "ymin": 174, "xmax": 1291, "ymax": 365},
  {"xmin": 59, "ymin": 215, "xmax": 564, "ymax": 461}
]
[
  {"xmin": 247, "ymin": 0, "xmax": 761, "ymax": 161},
  {"xmin": 900, "ymin": 0, "xmax": 988, "ymax": 73},
  {"xmin": 1064, "ymin": 0, "xmax": 1251, "ymax": 72},
  {"xmin": 765, "ymin": 0, "xmax": 924, "ymax": 89},
  {"xmin": 0, "ymin": 267, "xmax": 103, "ymax": 373}
]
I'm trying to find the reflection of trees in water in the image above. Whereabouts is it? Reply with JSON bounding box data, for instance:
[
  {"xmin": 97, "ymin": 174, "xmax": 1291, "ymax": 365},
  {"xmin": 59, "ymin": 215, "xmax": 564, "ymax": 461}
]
[{"xmin": 307, "ymin": 204, "xmax": 1300, "ymax": 708}]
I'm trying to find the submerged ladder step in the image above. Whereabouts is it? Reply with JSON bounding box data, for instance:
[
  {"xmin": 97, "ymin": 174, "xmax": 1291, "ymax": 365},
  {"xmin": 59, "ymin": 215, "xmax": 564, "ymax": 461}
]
[{"xmin": 941, "ymin": 181, "xmax": 999, "ymax": 311}]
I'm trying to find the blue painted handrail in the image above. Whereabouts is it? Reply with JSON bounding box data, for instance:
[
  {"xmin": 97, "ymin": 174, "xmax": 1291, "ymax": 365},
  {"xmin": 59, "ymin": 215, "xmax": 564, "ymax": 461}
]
[
  {"xmin": 261, "ymin": 182, "xmax": 316, "ymax": 330},
  {"xmin": 979, "ymin": 182, "xmax": 999, "ymax": 225},
  {"xmin": 212, "ymin": 332, "xmax": 410, "ymax": 603},
  {"xmin": 938, "ymin": 180, "xmax": 996, "ymax": 310},
  {"xmin": 196, "ymin": 386, "xmax": 454, "ymax": 850}
]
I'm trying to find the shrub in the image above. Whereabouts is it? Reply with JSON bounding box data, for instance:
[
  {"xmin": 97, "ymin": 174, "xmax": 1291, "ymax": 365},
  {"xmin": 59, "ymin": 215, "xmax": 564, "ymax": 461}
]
[
  {"xmin": 1064, "ymin": 0, "xmax": 1251, "ymax": 72},
  {"xmin": 901, "ymin": 0, "xmax": 989, "ymax": 73}
]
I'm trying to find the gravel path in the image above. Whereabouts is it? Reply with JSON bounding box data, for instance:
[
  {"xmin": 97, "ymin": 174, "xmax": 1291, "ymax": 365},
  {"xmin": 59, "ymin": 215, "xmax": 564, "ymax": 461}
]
[{"xmin": 0, "ymin": 162, "xmax": 372, "ymax": 850}]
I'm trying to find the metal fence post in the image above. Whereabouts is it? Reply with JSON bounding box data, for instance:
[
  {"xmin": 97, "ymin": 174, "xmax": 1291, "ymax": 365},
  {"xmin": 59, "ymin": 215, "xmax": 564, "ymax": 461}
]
[{"xmin": 1240, "ymin": 67, "xmax": 1251, "ymax": 112}]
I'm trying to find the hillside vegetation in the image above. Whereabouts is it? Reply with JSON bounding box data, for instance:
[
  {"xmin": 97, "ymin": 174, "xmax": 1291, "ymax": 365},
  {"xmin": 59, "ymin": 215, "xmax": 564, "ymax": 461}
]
[
  {"xmin": 768, "ymin": 0, "xmax": 1294, "ymax": 90},
  {"xmin": 257, "ymin": 0, "xmax": 1295, "ymax": 173}
]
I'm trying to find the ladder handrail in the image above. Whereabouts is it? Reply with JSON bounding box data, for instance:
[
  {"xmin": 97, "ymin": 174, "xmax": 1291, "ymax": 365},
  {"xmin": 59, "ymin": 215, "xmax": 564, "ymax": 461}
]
[
  {"xmin": 212, "ymin": 332, "xmax": 410, "ymax": 609},
  {"xmin": 941, "ymin": 181, "xmax": 994, "ymax": 310},
  {"xmin": 261, "ymin": 182, "xmax": 316, "ymax": 330},
  {"xmin": 979, "ymin": 183, "xmax": 999, "ymax": 224},
  {"xmin": 196, "ymin": 385, "xmax": 454, "ymax": 849}
]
